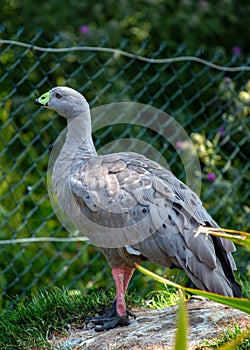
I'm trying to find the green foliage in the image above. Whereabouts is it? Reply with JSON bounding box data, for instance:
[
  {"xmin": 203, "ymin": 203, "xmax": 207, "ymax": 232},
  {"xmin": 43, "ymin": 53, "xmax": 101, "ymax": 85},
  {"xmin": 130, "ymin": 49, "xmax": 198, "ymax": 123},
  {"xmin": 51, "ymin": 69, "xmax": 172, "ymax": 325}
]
[
  {"xmin": 1, "ymin": 0, "xmax": 250, "ymax": 57},
  {"xmin": 146, "ymin": 286, "xmax": 179, "ymax": 309},
  {"xmin": 174, "ymin": 292, "xmax": 188, "ymax": 350},
  {"xmin": 197, "ymin": 326, "xmax": 250, "ymax": 350},
  {"xmin": 0, "ymin": 1, "xmax": 249, "ymax": 310},
  {"xmin": 136, "ymin": 263, "xmax": 250, "ymax": 314}
]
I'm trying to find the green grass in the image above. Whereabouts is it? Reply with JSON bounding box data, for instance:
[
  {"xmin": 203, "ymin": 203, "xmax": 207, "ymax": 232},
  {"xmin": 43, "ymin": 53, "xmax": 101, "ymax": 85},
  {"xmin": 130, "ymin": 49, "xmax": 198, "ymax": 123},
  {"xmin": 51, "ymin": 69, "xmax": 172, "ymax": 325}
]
[
  {"xmin": 196, "ymin": 325, "xmax": 250, "ymax": 350},
  {"xmin": 0, "ymin": 288, "xmax": 148, "ymax": 350},
  {"xmin": 241, "ymin": 278, "xmax": 250, "ymax": 299},
  {"xmin": 0, "ymin": 289, "xmax": 112, "ymax": 349},
  {"xmin": 145, "ymin": 287, "xmax": 179, "ymax": 309}
]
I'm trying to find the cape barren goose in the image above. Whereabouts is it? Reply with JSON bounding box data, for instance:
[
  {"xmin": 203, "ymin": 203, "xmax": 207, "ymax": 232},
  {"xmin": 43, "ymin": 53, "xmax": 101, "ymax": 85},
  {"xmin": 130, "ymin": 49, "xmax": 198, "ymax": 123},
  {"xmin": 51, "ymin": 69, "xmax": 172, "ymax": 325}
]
[{"xmin": 35, "ymin": 86, "xmax": 241, "ymax": 331}]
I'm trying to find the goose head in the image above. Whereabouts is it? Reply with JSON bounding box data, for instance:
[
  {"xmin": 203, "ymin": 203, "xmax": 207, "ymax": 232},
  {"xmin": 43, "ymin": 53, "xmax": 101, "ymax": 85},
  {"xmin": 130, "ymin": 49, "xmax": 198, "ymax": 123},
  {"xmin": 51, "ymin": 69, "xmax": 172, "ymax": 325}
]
[{"xmin": 35, "ymin": 86, "xmax": 89, "ymax": 119}]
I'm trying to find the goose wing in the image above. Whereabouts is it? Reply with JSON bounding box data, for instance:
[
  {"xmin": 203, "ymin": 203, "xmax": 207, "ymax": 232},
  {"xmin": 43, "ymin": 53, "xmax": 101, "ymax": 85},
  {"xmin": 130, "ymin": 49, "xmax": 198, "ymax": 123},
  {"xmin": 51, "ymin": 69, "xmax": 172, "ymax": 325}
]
[{"xmin": 70, "ymin": 151, "xmax": 240, "ymax": 295}]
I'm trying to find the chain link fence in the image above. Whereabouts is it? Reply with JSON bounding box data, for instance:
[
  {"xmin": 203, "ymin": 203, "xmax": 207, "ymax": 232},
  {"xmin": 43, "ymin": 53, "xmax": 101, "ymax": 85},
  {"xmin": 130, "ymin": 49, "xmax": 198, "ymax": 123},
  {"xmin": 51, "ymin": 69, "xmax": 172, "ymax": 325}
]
[{"xmin": 0, "ymin": 27, "xmax": 249, "ymax": 309}]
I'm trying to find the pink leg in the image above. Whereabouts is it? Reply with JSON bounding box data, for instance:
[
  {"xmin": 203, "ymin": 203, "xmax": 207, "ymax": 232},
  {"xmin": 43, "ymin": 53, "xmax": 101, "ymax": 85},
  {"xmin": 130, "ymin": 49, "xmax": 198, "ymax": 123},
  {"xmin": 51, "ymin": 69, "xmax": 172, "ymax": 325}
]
[{"xmin": 112, "ymin": 267, "xmax": 135, "ymax": 317}]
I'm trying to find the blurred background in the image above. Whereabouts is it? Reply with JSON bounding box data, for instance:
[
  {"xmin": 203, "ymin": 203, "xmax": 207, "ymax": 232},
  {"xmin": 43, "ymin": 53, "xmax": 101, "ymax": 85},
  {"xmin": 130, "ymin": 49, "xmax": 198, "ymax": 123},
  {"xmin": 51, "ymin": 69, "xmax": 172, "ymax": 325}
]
[{"xmin": 0, "ymin": 0, "xmax": 249, "ymax": 309}]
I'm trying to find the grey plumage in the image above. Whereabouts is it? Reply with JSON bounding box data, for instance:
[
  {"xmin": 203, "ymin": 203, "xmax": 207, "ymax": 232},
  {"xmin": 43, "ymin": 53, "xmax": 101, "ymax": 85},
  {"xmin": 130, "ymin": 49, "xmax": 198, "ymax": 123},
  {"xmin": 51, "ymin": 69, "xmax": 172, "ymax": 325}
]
[
  {"xmin": 76, "ymin": 151, "xmax": 239, "ymax": 296},
  {"xmin": 35, "ymin": 86, "xmax": 241, "ymax": 329}
]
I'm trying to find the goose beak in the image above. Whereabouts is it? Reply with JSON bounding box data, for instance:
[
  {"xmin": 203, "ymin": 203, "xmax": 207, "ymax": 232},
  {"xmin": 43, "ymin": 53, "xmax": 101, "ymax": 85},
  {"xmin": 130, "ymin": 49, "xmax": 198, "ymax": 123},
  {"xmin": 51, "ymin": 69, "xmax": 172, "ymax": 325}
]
[
  {"xmin": 34, "ymin": 98, "xmax": 44, "ymax": 105},
  {"xmin": 34, "ymin": 98, "xmax": 43, "ymax": 105},
  {"xmin": 34, "ymin": 91, "xmax": 50, "ymax": 106}
]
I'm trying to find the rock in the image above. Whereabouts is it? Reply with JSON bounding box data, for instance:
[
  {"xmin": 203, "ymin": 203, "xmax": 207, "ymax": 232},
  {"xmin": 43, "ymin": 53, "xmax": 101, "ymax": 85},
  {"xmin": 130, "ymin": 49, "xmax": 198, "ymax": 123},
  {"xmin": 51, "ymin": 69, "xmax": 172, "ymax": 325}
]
[{"xmin": 51, "ymin": 299, "xmax": 250, "ymax": 349}]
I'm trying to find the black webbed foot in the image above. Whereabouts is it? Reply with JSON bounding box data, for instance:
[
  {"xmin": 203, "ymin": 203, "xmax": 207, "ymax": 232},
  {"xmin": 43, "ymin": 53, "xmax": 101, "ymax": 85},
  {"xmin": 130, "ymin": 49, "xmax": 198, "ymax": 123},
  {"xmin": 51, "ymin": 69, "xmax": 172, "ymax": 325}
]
[{"xmin": 87, "ymin": 299, "xmax": 136, "ymax": 331}]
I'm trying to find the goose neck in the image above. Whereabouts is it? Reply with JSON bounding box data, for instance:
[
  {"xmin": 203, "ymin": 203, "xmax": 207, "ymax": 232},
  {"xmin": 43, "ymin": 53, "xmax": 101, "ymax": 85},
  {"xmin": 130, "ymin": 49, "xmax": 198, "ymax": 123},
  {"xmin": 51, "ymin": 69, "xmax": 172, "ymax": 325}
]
[{"xmin": 63, "ymin": 113, "xmax": 97, "ymax": 161}]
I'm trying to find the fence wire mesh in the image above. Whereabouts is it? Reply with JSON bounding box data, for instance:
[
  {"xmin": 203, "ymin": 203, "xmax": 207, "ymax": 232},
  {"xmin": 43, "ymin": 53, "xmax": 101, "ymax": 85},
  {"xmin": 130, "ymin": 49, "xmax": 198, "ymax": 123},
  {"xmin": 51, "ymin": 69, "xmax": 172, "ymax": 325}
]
[{"xmin": 0, "ymin": 27, "xmax": 249, "ymax": 309}]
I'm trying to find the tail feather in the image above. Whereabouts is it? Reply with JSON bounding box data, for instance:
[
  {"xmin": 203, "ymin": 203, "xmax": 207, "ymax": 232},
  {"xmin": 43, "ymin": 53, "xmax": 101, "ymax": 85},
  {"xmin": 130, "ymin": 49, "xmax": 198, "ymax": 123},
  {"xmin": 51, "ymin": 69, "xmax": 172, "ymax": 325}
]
[
  {"xmin": 171, "ymin": 234, "xmax": 242, "ymax": 297},
  {"xmin": 136, "ymin": 228, "xmax": 242, "ymax": 297},
  {"xmin": 211, "ymin": 236, "xmax": 242, "ymax": 297}
]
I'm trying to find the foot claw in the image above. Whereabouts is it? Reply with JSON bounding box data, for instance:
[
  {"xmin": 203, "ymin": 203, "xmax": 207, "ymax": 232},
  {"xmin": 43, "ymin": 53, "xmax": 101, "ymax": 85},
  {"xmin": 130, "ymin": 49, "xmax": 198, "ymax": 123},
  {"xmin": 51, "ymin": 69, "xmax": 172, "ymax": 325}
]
[
  {"xmin": 126, "ymin": 309, "xmax": 136, "ymax": 319},
  {"xmin": 94, "ymin": 314, "xmax": 130, "ymax": 332},
  {"xmin": 87, "ymin": 300, "xmax": 136, "ymax": 331}
]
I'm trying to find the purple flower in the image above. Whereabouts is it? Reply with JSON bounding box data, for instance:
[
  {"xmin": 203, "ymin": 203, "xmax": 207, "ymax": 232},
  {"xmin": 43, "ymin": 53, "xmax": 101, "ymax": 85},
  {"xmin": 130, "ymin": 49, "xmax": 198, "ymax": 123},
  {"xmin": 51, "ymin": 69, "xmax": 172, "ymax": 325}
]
[
  {"xmin": 217, "ymin": 126, "xmax": 225, "ymax": 137},
  {"xmin": 207, "ymin": 172, "xmax": 216, "ymax": 182},
  {"xmin": 176, "ymin": 141, "xmax": 184, "ymax": 149},
  {"xmin": 232, "ymin": 46, "xmax": 242, "ymax": 56},
  {"xmin": 224, "ymin": 77, "xmax": 231, "ymax": 84},
  {"xmin": 199, "ymin": 0, "xmax": 208, "ymax": 8},
  {"xmin": 79, "ymin": 25, "xmax": 90, "ymax": 35}
]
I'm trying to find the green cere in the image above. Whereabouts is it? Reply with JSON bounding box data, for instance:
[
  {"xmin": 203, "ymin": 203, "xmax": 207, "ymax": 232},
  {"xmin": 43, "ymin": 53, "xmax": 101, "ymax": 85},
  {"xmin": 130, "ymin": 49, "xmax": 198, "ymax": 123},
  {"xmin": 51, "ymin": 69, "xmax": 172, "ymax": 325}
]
[{"xmin": 37, "ymin": 91, "xmax": 50, "ymax": 105}]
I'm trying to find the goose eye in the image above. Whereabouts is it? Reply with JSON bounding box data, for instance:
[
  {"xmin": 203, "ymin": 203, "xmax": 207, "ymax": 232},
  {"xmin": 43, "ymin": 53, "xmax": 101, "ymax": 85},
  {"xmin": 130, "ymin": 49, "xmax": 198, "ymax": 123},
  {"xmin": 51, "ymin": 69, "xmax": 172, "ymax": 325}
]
[{"xmin": 55, "ymin": 93, "xmax": 62, "ymax": 99}]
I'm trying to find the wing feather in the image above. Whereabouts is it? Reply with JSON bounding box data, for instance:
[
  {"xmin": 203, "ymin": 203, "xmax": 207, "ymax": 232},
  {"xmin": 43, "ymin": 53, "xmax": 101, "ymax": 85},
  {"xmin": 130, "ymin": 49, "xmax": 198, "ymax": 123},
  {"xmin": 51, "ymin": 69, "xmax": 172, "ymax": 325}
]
[{"xmin": 70, "ymin": 151, "xmax": 236, "ymax": 274}]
